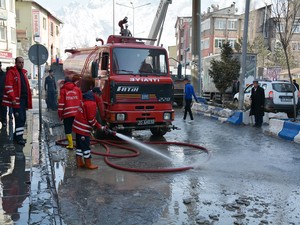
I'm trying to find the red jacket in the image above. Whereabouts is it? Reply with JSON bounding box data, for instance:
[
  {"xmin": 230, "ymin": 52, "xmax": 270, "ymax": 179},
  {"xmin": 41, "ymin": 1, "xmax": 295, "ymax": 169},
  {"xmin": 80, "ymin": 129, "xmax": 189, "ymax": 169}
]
[
  {"xmin": 58, "ymin": 82, "xmax": 82, "ymax": 120},
  {"xmin": 2, "ymin": 66, "xmax": 32, "ymax": 109},
  {"xmin": 72, "ymin": 90, "xmax": 102, "ymax": 136}
]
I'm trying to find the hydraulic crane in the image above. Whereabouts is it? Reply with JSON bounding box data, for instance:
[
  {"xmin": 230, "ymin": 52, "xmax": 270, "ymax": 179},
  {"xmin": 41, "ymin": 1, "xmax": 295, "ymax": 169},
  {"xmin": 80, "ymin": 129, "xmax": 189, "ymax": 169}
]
[{"xmin": 146, "ymin": 0, "xmax": 172, "ymax": 46}]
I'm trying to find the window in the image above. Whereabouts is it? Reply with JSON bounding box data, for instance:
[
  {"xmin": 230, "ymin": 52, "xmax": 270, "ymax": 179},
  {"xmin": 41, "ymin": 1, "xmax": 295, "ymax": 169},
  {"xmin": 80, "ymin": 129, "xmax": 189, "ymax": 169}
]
[
  {"xmin": 277, "ymin": 23, "xmax": 285, "ymax": 32},
  {"xmin": 56, "ymin": 25, "xmax": 59, "ymax": 36},
  {"xmin": 228, "ymin": 19, "xmax": 237, "ymax": 30},
  {"xmin": 292, "ymin": 24, "xmax": 300, "ymax": 33},
  {"xmin": 9, "ymin": 0, "xmax": 13, "ymax": 12},
  {"xmin": 112, "ymin": 48, "xmax": 168, "ymax": 75},
  {"xmin": 215, "ymin": 18, "xmax": 226, "ymax": 29},
  {"xmin": 0, "ymin": 26, "xmax": 6, "ymax": 40},
  {"xmin": 228, "ymin": 39, "xmax": 237, "ymax": 48},
  {"xmin": 11, "ymin": 27, "xmax": 16, "ymax": 43},
  {"xmin": 101, "ymin": 52, "xmax": 109, "ymax": 70},
  {"xmin": 201, "ymin": 19, "xmax": 210, "ymax": 32},
  {"xmin": 272, "ymin": 83, "xmax": 294, "ymax": 92},
  {"xmin": 0, "ymin": 0, "xmax": 6, "ymax": 9},
  {"xmin": 16, "ymin": 9, "xmax": 20, "ymax": 22},
  {"xmin": 215, "ymin": 38, "xmax": 225, "ymax": 48},
  {"xmin": 50, "ymin": 22, "xmax": 53, "ymax": 36},
  {"xmin": 43, "ymin": 18, "xmax": 46, "ymax": 29},
  {"xmin": 201, "ymin": 38, "xmax": 210, "ymax": 50}
]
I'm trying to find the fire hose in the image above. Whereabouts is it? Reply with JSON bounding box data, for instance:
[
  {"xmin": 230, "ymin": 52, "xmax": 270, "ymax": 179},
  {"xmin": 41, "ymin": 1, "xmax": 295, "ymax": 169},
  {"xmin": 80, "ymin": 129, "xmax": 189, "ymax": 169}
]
[{"xmin": 55, "ymin": 138, "xmax": 209, "ymax": 173}]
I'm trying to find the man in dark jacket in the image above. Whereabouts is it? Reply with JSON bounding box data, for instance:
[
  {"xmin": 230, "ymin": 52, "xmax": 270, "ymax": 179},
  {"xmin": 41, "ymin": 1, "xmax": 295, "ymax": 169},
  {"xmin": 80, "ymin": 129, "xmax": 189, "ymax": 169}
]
[
  {"xmin": 0, "ymin": 62, "xmax": 7, "ymax": 128},
  {"xmin": 250, "ymin": 80, "xmax": 265, "ymax": 127},
  {"xmin": 44, "ymin": 69, "xmax": 57, "ymax": 110}
]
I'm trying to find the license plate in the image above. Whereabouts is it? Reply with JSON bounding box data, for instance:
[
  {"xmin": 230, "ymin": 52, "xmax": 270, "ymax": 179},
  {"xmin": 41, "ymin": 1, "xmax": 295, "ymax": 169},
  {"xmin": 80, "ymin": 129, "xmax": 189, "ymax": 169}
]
[
  {"xmin": 141, "ymin": 94, "xmax": 149, "ymax": 100},
  {"xmin": 281, "ymin": 97, "xmax": 292, "ymax": 102},
  {"xmin": 137, "ymin": 119, "xmax": 155, "ymax": 125}
]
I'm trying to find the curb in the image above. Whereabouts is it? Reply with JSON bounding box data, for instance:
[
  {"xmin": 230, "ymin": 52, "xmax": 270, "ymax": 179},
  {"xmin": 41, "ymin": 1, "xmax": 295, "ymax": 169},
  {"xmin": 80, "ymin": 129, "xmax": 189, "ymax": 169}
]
[
  {"xmin": 266, "ymin": 119, "xmax": 300, "ymax": 144},
  {"xmin": 192, "ymin": 102, "xmax": 242, "ymax": 125},
  {"xmin": 192, "ymin": 103, "xmax": 300, "ymax": 144},
  {"xmin": 278, "ymin": 120, "xmax": 300, "ymax": 143}
]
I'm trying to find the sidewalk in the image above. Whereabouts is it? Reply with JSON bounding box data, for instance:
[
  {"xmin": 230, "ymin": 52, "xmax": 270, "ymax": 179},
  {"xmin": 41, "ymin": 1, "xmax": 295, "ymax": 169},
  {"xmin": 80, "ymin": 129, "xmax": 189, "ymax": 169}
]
[{"xmin": 0, "ymin": 107, "xmax": 62, "ymax": 224}]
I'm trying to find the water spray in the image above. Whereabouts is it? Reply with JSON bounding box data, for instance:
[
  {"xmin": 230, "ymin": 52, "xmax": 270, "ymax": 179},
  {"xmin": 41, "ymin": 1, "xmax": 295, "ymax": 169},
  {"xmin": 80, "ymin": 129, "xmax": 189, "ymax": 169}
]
[
  {"xmin": 55, "ymin": 132, "xmax": 209, "ymax": 173},
  {"xmin": 115, "ymin": 133, "xmax": 172, "ymax": 161}
]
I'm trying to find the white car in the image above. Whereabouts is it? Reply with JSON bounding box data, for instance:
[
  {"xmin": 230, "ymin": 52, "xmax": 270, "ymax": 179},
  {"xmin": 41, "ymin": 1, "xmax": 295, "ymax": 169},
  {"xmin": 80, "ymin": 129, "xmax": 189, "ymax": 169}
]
[{"xmin": 234, "ymin": 80, "xmax": 300, "ymax": 117}]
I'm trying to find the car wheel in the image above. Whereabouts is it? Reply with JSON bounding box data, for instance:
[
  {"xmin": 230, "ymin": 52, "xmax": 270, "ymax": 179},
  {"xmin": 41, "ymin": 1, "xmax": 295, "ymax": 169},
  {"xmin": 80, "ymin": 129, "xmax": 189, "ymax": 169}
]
[{"xmin": 287, "ymin": 111, "xmax": 298, "ymax": 118}]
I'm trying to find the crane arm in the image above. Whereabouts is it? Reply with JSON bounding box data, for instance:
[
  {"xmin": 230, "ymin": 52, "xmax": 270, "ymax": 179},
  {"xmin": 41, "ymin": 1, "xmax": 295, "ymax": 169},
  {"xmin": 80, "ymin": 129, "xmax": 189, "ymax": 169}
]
[{"xmin": 146, "ymin": 0, "xmax": 172, "ymax": 45}]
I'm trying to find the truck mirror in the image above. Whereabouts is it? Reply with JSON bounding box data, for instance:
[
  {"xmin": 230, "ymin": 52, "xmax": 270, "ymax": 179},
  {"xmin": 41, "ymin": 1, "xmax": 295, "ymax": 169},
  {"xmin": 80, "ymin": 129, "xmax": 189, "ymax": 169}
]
[
  {"xmin": 91, "ymin": 61, "xmax": 99, "ymax": 78},
  {"xmin": 177, "ymin": 64, "xmax": 182, "ymax": 79}
]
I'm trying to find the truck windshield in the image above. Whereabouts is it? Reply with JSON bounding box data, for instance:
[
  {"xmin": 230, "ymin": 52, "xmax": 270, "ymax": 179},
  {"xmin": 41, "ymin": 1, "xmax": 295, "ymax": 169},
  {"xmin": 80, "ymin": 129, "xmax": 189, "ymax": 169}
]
[{"xmin": 113, "ymin": 48, "xmax": 168, "ymax": 75}]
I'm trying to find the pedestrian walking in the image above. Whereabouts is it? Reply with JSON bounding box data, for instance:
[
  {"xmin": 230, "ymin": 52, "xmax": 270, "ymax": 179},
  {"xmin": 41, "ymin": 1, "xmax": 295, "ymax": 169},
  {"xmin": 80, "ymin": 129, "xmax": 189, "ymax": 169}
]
[
  {"xmin": 44, "ymin": 69, "xmax": 57, "ymax": 110},
  {"xmin": 72, "ymin": 76, "xmax": 110, "ymax": 169},
  {"xmin": 183, "ymin": 77, "xmax": 198, "ymax": 121},
  {"xmin": 293, "ymin": 79, "xmax": 299, "ymax": 90},
  {"xmin": 0, "ymin": 62, "xmax": 7, "ymax": 128},
  {"xmin": 57, "ymin": 75, "xmax": 82, "ymax": 150},
  {"xmin": 2, "ymin": 57, "xmax": 32, "ymax": 145},
  {"xmin": 250, "ymin": 80, "xmax": 265, "ymax": 128}
]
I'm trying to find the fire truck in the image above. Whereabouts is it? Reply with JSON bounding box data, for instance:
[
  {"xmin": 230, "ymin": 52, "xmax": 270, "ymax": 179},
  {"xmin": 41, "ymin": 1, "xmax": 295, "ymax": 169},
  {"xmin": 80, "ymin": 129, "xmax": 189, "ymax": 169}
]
[{"xmin": 63, "ymin": 34, "xmax": 175, "ymax": 137}]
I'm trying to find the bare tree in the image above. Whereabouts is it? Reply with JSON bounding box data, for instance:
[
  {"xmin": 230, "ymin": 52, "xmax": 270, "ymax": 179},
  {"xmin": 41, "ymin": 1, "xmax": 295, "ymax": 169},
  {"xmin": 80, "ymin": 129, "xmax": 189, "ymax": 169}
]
[{"xmin": 272, "ymin": 0, "xmax": 300, "ymax": 120}]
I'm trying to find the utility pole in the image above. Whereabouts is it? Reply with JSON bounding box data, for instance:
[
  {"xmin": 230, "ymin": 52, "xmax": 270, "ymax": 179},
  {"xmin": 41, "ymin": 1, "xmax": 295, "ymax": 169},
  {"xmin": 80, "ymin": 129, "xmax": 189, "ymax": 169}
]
[{"xmin": 238, "ymin": 0, "xmax": 250, "ymax": 110}]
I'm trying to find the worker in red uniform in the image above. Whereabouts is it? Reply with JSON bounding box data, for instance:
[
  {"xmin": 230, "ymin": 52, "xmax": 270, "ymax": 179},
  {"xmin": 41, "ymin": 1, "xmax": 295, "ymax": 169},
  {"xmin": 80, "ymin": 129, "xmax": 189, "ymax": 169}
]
[
  {"xmin": 72, "ymin": 77, "xmax": 112, "ymax": 169},
  {"xmin": 58, "ymin": 75, "xmax": 82, "ymax": 149},
  {"xmin": 2, "ymin": 57, "xmax": 32, "ymax": 145}
]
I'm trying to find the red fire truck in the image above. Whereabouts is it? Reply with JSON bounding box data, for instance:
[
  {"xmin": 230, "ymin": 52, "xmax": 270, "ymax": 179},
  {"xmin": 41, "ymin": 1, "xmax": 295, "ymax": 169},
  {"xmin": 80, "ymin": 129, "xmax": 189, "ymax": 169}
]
[{"xmin": 63, "ymin": 35, "xmax": 175, "ymax": 136}]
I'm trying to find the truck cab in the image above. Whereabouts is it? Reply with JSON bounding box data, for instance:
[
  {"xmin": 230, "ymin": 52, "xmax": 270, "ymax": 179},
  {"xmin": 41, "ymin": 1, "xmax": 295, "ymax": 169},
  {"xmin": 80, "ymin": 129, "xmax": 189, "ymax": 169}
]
[{"xmin": 64, "ymin": 35, "xmax": 175, "ymax": 136}]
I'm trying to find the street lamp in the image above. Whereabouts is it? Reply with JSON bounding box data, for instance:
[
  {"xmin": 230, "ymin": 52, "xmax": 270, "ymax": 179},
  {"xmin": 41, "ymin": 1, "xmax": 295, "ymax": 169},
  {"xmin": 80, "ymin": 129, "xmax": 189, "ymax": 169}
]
[{"xmin": 116, "ymin": 2, "xmax": 151, "ymax": 36}]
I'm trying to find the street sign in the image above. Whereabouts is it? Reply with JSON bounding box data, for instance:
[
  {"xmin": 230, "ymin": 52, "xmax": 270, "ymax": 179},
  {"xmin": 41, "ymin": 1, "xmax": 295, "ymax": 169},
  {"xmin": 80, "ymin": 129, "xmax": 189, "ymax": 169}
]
[{"xmin": 28, "ymin": 44, "xmax": 48, "ymax": 65}]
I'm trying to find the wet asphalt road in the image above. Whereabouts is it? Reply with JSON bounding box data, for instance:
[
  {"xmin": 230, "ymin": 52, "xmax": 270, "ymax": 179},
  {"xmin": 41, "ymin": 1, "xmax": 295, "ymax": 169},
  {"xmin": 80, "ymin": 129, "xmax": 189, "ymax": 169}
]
[
  {"xmin": 46, "ymin": 105, "xmax": 300, "ymax": 225},
  {"xmin": 1, "ymin": 99, "xmax": 300, "ymax": 225}
]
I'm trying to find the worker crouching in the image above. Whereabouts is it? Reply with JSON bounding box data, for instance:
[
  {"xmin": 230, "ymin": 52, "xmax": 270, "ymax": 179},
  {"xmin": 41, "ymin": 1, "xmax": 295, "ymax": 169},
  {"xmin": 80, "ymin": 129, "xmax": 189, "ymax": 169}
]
[{"xmin": 72, "ymin": 81, "xmax": 111, "ymax": 169}]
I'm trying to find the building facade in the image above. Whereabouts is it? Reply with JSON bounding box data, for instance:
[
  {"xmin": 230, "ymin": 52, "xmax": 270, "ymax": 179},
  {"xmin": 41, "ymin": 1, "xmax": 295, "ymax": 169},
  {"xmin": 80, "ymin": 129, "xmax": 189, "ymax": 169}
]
[
  {"xmin": 16, "ymin": 0, "xmax": 62, "ymax": 77},
  {"xmin": 0, "ymin": 0, "xmax": 17, "ymax": 68},
  {"xmin": 174, "ymin": 16, "xmax": 192, "ymax": 76}
]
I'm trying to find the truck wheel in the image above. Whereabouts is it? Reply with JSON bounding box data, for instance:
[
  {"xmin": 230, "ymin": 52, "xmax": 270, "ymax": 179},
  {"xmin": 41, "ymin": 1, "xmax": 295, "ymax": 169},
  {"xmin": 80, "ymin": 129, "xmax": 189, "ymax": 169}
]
[
  {"xmin": 150, "ymin": 127, "xmax": 168, "ymax": 136},
  {"xmin": 233, "ymin": 99, "xmax": 238, "ymax": 107},
  {"xmin": 176, "ymin": 99, "xmax": 183, "ymax": 107}
]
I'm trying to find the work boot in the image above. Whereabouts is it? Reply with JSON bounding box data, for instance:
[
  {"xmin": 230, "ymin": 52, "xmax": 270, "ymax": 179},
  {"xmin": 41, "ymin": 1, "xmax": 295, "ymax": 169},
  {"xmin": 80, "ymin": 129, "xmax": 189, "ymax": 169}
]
[
  {"xmin": 76, "ymin": 156, "xmax": 85, "ymax": 168},
  {"xmin": 84, "ymin": 158, "xmax": 98, "ymax": 170},
  {"xmin": 66, "ymin": 134, "xmax": 73, "ymax": 149}
]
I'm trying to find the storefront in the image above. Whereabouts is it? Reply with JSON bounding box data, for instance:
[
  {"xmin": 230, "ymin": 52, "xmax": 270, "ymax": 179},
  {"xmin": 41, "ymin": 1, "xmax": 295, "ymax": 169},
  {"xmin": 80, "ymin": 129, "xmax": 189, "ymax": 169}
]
[{"xmin": 0, "ymin": 51, "xmax": 14, "ymax": 71}]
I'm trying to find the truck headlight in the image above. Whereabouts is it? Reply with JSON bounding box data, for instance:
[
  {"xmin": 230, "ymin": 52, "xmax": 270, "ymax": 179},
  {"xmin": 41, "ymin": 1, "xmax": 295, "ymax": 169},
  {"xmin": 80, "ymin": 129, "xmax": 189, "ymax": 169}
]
[
  {"xmin": 116, "ymin": 113, "xmax": 125, "ymax": 121},
  {"xmin": 163, "ymin": 112, "xmax": 171, "ymax": 120}
]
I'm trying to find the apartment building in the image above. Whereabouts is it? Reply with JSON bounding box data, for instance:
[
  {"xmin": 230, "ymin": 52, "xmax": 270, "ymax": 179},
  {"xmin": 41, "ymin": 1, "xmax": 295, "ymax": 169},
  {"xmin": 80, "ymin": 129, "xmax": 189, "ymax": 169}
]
[
  {"xmin": 174, "ymin": 16, "xmax": 192, "ymax": 75},
  {"xmin": 0, "ymin": 0, "xmax": 17, "ymax": 68},
  {"xmin": 15, "ymin": 0, "xmax": 62, "ymax": 77}
]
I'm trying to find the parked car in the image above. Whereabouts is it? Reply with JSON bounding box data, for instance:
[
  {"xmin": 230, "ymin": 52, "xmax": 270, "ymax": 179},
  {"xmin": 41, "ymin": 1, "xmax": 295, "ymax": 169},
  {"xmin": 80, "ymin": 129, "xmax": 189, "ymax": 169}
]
[
  {"xmin": 234, "ymin": 80, "xmax": 300, "ymax": 118},
  {"xmin": 29, "ymin": 79, "xmax": 39, "ymax": 97}
]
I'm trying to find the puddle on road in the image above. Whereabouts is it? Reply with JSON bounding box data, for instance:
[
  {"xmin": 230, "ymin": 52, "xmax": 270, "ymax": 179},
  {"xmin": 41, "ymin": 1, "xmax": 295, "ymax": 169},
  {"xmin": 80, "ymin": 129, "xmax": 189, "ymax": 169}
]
[{"xmin": 0, "ymin": 128, "xmax": 31, "ymax": 225}]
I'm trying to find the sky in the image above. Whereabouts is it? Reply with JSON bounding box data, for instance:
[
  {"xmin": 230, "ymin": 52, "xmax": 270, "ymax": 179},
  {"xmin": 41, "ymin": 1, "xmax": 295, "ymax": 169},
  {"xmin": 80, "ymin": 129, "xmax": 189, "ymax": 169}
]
[
  {"xmin": 36, "ymin": 0, "xmax": 234, "ymax": 13},
  {"xmin": 35, "ymin": 0, "xmax": 272, "ymax": 15},
  {"xmin": 33, "ymin": 0, "xmax": 272, "ymax": 58}
]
